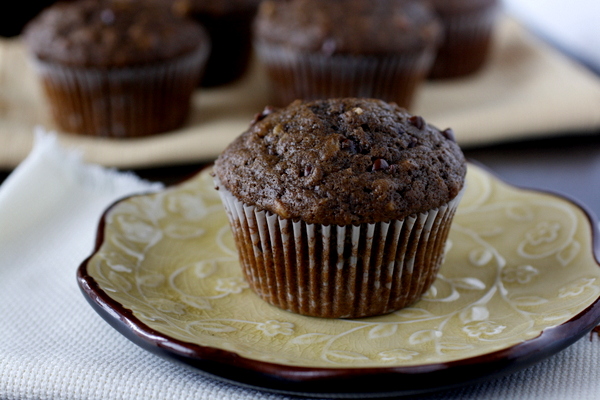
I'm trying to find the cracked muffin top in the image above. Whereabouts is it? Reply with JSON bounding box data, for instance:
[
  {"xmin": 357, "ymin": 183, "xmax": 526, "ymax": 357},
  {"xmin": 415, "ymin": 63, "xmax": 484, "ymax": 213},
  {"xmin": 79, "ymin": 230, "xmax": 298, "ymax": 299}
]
[
  {"xmin": 214, "ymin": 98, "xmax": 466, "ymax": 226},
  {"xmin": 253, "ymin": 0, "xmax": 442, "ymax": 55},
  {"xmin": 23, "ymin": 0, "xmax": 207, "ymax": 68}
]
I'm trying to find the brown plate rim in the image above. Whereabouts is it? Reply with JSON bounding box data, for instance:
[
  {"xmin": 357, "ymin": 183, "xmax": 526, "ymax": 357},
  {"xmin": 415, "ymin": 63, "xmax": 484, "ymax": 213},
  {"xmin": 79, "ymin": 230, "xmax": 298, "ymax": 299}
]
[{"xmin": 76, "ymin": 163, "xmax": 600, "ymax": 398}]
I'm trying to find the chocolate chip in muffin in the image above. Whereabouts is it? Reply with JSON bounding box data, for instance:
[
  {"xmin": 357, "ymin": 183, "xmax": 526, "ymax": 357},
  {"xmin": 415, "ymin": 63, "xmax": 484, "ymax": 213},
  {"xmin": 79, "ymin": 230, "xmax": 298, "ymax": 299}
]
[{"xmin": 215, "ymin": 98, "xmax": 466, "ymax": 226}]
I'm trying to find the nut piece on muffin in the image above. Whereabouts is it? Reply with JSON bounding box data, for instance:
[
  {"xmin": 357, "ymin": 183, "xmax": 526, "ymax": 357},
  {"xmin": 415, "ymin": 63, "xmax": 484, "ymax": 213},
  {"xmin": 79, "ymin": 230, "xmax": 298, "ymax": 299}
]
[
  {"xmin": 214, "ymin": 98, "xmax": 466, "ymax": 318},
  {"xmin": 428, "ymin": 0, "xmax": 501, "ymax": 79},
  {"xmin": 23, "ymin": 0, "xmax": 210, "ymax": 138},
  {"xmin": 253, "ymin": 0, "xmax": 443, "ymax": 110}
]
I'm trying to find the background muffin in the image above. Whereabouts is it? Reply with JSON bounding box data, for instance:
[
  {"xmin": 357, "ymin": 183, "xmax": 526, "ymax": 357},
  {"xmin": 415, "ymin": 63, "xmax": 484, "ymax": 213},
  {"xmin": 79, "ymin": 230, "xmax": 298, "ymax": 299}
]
[
  {"xmin": 214, "ymin": 98, "xmax": 466, "ymax": 318},
  {"xmin": 253, "ymin": 0, "xmax": 443, "ymax": 110},
  {"xmin": 23, "ymin": 0, "xmax": 209, "ymax": 138},
  {"xmin": 428, "ymin": 0, "xmax": 501, "ymax": 79},
  {"xmin": 170, "ymin": 0, "xmax": 262, "ymax": 87}
]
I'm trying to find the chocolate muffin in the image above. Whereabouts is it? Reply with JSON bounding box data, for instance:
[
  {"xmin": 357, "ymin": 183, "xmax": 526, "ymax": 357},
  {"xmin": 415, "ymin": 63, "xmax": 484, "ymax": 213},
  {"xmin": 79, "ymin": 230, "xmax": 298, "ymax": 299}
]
[
  {"xmin": 170, "ymin": 0, "xmax": 262, "ymax": 87},
  {"xmin": 214, "ymin": 98, "xmax": 466, "ymax": 318},
  {"xmin": 428, "ymin": 0, "xmax": 500, "ymax": 79},
  {"xmin": 23, "ymin": 0, "xmax": 209, "ymax": 137},
  {"xmin": 253, "ymin": 0, "xmax": 443, "ymax": 110}
]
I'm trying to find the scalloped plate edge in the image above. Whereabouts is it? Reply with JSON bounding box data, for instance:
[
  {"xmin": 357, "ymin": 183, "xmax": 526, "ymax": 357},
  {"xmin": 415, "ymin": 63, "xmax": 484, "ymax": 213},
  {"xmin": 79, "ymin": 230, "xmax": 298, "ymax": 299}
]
[{"xmin": 76, "ymin": 163, "xmax": 600, "ymax": 398}]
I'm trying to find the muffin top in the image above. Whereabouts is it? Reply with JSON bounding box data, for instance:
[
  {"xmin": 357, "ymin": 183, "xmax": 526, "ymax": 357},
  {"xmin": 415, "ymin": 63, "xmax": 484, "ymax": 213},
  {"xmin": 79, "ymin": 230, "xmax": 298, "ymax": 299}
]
[
  {"xmin": 253, "ymin": 0, "xmax": 443, "ymax": 55},
  {"xmin": 214, "ymin": 98, "xmax": 466, "ymax": 226},
  {"xmin": 23, "ymin": 0, "xmax": 207, "ymax": 67}
]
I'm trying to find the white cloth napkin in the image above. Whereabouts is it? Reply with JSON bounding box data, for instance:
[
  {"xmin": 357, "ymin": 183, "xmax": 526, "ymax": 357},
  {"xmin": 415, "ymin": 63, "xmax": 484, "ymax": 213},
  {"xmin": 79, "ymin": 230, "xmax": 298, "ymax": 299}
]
[{"xmin": 1, "ymin": 130, "xmax": 600, "ymax": 400}]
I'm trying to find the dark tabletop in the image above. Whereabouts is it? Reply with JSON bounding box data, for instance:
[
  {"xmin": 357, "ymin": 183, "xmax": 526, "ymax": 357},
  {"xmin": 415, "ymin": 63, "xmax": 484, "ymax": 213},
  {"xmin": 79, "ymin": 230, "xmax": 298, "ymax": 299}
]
[{"xmin": 463, "ymin": 132, "xmax": 600, "ymax": 220}]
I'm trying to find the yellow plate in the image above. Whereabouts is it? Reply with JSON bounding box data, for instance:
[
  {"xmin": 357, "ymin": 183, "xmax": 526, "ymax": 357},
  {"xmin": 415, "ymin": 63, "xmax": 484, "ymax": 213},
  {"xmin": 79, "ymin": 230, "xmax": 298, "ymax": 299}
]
[{"xmin": 78, "ymin": 164, "xmax": 600, "ymax": 398}]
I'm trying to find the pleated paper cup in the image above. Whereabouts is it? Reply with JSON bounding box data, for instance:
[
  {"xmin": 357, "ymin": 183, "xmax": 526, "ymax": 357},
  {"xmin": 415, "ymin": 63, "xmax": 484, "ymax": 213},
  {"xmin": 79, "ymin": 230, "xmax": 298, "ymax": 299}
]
[
  {"xmin": 30, "ymin": 43, "xmax": 209, "ymax": 138},
  {"xmin": 254, "ymin": 42, "xmax": 437, "ymax": 110},
  {"xmin": 216, "ymin": 179, "xmax": 464, "ymax": 319},
  {"xmin": 428, "ymin": 2, "xmax": 500, "ymax": 79}
]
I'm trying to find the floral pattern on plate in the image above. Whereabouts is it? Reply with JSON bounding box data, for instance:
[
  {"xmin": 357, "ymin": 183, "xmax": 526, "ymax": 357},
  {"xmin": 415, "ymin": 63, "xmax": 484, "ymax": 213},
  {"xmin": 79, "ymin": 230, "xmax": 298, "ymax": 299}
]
[{"xmin": 85, "ymin": 164, "xmax": 600, "ymax": 368}]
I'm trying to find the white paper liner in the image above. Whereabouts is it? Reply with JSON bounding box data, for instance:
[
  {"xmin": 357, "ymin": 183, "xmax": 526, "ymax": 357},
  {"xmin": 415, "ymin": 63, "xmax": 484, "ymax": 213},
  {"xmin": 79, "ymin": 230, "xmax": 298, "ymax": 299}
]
[
  {"xmin": 29, "ymin": 44, "xmax": 209, "ymax": 137},
  {"xmin": 254, "ymin": 42, "xmax": 436, "ymax": 109},
  {"xmin": 216, "ymin": 178, "xmax": 464, "ymax": 319}
]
